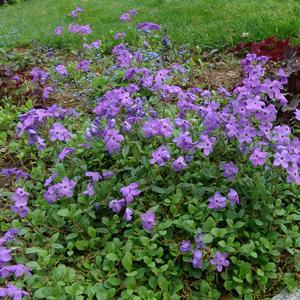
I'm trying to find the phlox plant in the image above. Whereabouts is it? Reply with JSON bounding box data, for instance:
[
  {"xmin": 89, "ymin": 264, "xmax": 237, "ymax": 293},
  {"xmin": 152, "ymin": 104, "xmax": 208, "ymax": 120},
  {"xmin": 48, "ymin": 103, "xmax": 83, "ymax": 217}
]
[{"xmin": 0, "ymin": 5, "xmax": 299, "ymax": 300}]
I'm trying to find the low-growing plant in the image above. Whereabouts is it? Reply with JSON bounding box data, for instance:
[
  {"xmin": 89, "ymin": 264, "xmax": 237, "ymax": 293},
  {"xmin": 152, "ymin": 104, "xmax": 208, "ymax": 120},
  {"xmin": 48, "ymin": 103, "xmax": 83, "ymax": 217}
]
[{"xmin": 0, "ymin": 6, "xmax": 299, "ymax": 300}]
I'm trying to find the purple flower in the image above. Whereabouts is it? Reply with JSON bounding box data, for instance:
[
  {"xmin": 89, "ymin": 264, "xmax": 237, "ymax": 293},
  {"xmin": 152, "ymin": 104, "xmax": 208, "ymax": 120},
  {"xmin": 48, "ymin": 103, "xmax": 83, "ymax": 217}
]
[
  {"xmin": 0, "ymin": 264, "xmax": 31, "ymax": 278},
  {"xmin": 42, "ymin": 86, "xmax": 54, "ymax": 100},
  {"xmin": 70, "ymin": 6, "xmax": 83, "ymax": 18},
  {"xmin": 227, "ymin": 189, "xmax": 240, "ymax": 208},
  {"xmin": 114, "ymin": 32, "xmax": 126, "ymax": 40},
  {"xmin": 172, "ymin": 156, "xmax": 187, "ymax": 172},
  {"xmin": 210, "ymin": 251, "xmax": 229, "ymax": 272},
  {"xmin": 54, "ymin": 64, "xmax": 68, "ymax": 76},
  {"xmin": 208, "ymin": 192, "xmax": 226, "ymax": 210},
  {"xmin": 103, "ymin": 129, "xmax": 124, "ymax": 154},
  {"xmin": 249, "ymin": 148, "xmax": 268, "ymax": 166},
  {"xmin": 174, "ymin": 118, "xmax": 191, "ymax": 131},
  {"xmin": 109, "ymin": 199, "xmax": 125, "ymax": 214},
  {"xmin": 56, "ymin": 177, "xmax": 76, "ymax": 198},
  {"xmin": 158, "ymin": 118, "xmax": 173, "ymax": 137},
  {"xmin": 150, "ymin": 145, "xmax": 170, "ymax": 166},
  {"xmin": 102, "ymin": 171, "xmax": 115, "ymax": 179},
  {"xmin": 220, "ymin": 162, "xmax": 238, "ymax": 179},
  {"xmin": 192, "ymin": 250, "xmax": 203, "ymax": 269},
  {"xmin": 0, "ymin": 168, "xmax": 29, "ymax": 180},
  {"xmin": 49, "ymin": 123, "xmax": 72, "ymax": 142},
  {"xmin": 68, "ymin": 24, "xmax": 92, "ymax": 35},
  {"xmin": 0, "ymin": 246, "xmax": 11, "ymax": 263},
  {"xmin": 57, "ymin": 147, "xmax": 75, "ymax": 162},
  {"xmin": 120, "ymin": 182, "xmax": 141, "ymax": 204},
  {"xmin": 120, "ymin": 13, "xmax": 131, "ymax": 22},
  {"xmin": 128, "ymin": 9, "xmax": 137, "ymax": 15},
  {"xmin": 143, "ymin": 118, "xmax": 173, "ymax": 138},
  {"xmin": 124, "ymin": 208, "xmax": 133, "ymax": 222},
  {"xmin": 0, "ymin": 229, "xmax": 19, "ymax": 246},
  {"xmin": 12, "ymin": 75, "xmax": 20, "ymax": 82},
  {"xmin": 173, "ymin": 132, "xmax": 193, "ymax": 151},
  {"xmin": 30, "ymin": 67, "xmax": 49, "ymax": 84},
  {"xmin": 54, "ymin": 26, "xmax": 63, "ymax": 35},
  {"xmin": 82, "ymin": 183, "xmax": 94, "ymax": 196},
  {"xmin": 273, "ymin": 149, "xmax": 289, "ymax": 169},
  {"xmin": 44, "ymin": 172, "xmax": 58, "ymax": 187},
  {"xmin": 195, "ymin": 232, "xmax": 206, "ymax": 249},
  {"xmin": 295, "ymin": 109, "xmax": 300, "ymax": 121},
  {"xmin": 1, "ymin": 284, "xmax": 29, "ymax": 300},
  {"xmin": 141, "ymin": 211, "xmax": 156, "ymax": 231},
  {"xmin": 196, "ymin": 134, "xmax": 216, "ymax": 156},
  {"xmin": 180, "ymin": 240, "xmax": 192, "ymax": 253},
  {"xmin": 86, "ymin": 171, "xmax": 102, "ymax": 182},
  {"xmin": 11, "ymin": 188, "xmax": 30, "ymax": 218},
  {"xmin": 76, "ymin": 60, "xmax": 90, "ymax": 72},
  {"xmin": 83, "ymin": 40, "xmax": 101, "ymax": 50},
  {"xmin": 136, "ymin": 22, "xmax": 161, "ymax": 32},
  {"xmin": 237, "ymin": 126, "xmax": 257, "ymax": 144}
]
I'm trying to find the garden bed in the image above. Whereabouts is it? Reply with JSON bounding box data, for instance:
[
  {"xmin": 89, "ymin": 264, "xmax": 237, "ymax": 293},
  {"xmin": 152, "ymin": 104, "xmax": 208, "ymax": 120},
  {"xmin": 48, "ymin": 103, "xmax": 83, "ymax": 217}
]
[{"xmin": 0, "ymin": 5, "xmax": 299, "ymax": 300}]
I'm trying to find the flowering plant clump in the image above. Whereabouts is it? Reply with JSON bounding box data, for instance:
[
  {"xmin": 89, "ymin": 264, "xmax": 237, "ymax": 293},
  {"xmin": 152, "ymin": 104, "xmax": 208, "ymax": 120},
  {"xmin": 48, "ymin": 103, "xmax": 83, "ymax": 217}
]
[{"xmin": 0, "ymin": 5, "xmax": 299, "ymax": 300}]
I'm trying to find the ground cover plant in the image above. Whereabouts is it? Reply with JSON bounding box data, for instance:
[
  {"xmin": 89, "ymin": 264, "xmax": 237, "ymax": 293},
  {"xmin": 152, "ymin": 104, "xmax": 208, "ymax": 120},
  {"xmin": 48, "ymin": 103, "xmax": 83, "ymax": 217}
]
[
  {"xmin": 0, "ymin": 5, "xmax": 300, "ymax": 300},
  {"xmin": 0, "ymin": 0, "xmax": 300, "ymax": 49}
]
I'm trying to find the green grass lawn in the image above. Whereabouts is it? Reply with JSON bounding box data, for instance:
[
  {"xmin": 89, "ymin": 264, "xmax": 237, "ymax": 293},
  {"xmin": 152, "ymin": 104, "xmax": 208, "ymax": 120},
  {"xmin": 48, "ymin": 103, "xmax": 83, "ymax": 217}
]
[{"xmin": 0, "ymin": 0, "xmax": 300, "ymax": 49}]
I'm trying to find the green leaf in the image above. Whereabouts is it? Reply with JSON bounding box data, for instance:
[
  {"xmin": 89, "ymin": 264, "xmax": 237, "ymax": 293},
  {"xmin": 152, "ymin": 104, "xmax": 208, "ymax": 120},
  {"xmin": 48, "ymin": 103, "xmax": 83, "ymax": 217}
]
[
  {"xmin": 58, "ymin": 208, "xmax": 69, "ymax": 217},
  {"xmin": 122, "ymin": 144, "xmax": 130, "ymax": 158},
  {"xmin": 202, "ymin": 233, "xmax": 213, "ymax": 244},
  {"xmin": 87, "ymin": 226, "xmax": 97, "ymax": 238},
  {"xmin": 203, "ymin": 217, "xmax": 216, "ymax": 232},
  {"xmin": 122, "ymin": 252, "xmax": 133, "ymax": 272},
  {"xmin": 158, "ymin": 275, "xmax": 169, "ymax": 291},
  {"xmin": 106, "ymin": 277, "xmax": 121, "ymax": 286},
  {"xmin": 106, "ymin": 253, "xmax": 119, "ymax": 261},
  {"xmin": 152, "ymin": 186, "xmax": 166, "ymax": 194},
  {"xmin": 75, "ymin": 240, "xmax": 89, "ymax": 251}
]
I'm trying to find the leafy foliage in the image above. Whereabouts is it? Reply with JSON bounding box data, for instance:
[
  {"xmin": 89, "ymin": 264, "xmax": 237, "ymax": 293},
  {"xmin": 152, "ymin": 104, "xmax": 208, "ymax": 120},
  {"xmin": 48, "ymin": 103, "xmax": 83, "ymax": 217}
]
[{"xmin": 0, "ymin": 6, "xmax": 300, "ymax": 300}]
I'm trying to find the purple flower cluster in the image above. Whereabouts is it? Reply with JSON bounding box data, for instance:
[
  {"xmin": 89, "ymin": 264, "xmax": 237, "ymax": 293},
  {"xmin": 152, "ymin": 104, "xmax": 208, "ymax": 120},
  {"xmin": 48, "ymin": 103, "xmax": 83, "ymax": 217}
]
[
  {"xmin": 114, "ymin": 32, "xmax": 126, "ymax": 40},
  {"xmin": 220, "ymin": 162, "xmax": 238, "ymax": 179},
  {"xmin": 83, "ymin": 40, "xmax": 101, "ymax": 50},
  {"xmin": 76, "ymin": 60, "xmax": 91, "ymax": 72},
  {"xmin": 0, "ymin": 230, "xmax": 31, "ymax": 299},
  {"xmin": 109, "ymin": 182, "xmax": 140, "ymax": 221},
  {"xmin": 103, "ymin": 129, "xmax": 124, "ymax": 154},
  {"xmin": 11, "ymin": 188, "xmax": 30, "ymax": 218},
  {"xmin": 69, "ymin": 6, "xmax": 83, "ymax": 18},
  {"xmin": 180, "ymin": 233, "xmax": 229, "ymax": 272},
  {"xmin": 49, "ymin": 123, "xmax": 72, "ymax": 142},
  {"xmin": 54, "ymin": 26, "xmax": 63, "ymax": 36},
  {"xmin": 0, "ymin": 168, "xmax": 29, "ymax": 180},
  {"xmin": 179, "ymin": 230, "xmax": 210, "ymax": 270},
  {"xmin": 150, "ymin": 145, "xmax": 170, "ymax": 166},
  {"xmin": 208, "ymin": 190, "xmax": 239, "ymax": 210},
  {"xmin": 42, "ymin": 86, "xmax": 54, "ymax": 100},
  {"xmin": 120, "ymin": 9, "xmax": 137, "ymax": 23},
  {"xmin": 136, "ymin": 22, "xmax": 161, "ymax": 32},
  {"xmin": 143, "ymin": 118, "xmax": 173, "ymax": 138},
  {"xmin": 0, "ymin": 284, "xmax": 29, "ymax": 300},
  {"xmin": 16, "ymin": 105, "xmax": 78, "ymax": 150},
  {"xmin": 210, "ymin": 251, "xmax": 230, "ymax": 272},
  {"xmin": 44, "ymin": 176, "xmax": 76, "ymax": 203},
  {"xmin": 68, "ymin": 24, "xmax": 92, "ymax": 35},
  {"xmin": 120, "ymin": 182, "xmax": 141, "ymax": 203},
  {"xmin": 30, "ymin": 67, "xmax": 49, "ymax": 84},
  {"xmin": 54, "ymin": 64, "xmax": 68, "ymax": 76}
]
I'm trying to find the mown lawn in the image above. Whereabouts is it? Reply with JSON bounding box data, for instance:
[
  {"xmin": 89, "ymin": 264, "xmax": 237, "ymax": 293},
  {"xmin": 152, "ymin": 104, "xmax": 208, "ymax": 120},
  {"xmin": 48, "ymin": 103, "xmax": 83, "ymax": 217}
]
[{"xmin": 0, "ymin": 0, "xmax": 299, "ymax": 49}]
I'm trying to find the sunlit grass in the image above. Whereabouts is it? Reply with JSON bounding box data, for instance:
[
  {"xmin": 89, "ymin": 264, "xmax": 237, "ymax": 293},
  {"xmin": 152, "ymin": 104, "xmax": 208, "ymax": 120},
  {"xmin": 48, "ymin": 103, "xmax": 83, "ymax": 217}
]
[{"xmin": 0, "ymin": 0, "xmax": 299, "ymax": 49}]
